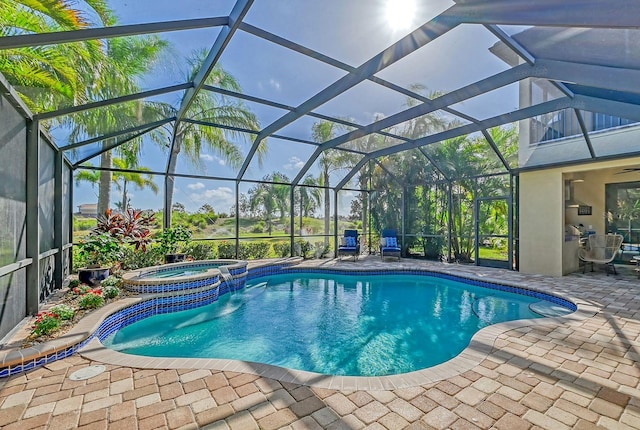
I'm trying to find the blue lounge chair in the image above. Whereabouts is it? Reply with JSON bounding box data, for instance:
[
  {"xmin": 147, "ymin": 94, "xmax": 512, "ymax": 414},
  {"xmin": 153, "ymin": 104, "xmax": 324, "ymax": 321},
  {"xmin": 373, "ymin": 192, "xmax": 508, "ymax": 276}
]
[
  {"xmin": 380, "ymin": 229, "xmax": 401, "ymax": 260},
  {"xmin": 338, "ymin": 229, "xmax": 360, "ymax": 261}
]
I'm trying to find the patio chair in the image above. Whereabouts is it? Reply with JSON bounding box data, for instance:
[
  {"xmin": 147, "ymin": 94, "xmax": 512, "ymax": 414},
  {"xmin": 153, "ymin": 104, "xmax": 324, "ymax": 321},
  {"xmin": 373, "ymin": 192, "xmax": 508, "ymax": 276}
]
[
  {"xmin": 578, "ymin": 233, "xmax": 623, "ymax": 275},
  {"xmin": 338, "ymin": 229, "xmax": 360, "ymax": 261},
  {"xmin": 380, "ymin": 229, "xmax": 401, "ymax": 261}
]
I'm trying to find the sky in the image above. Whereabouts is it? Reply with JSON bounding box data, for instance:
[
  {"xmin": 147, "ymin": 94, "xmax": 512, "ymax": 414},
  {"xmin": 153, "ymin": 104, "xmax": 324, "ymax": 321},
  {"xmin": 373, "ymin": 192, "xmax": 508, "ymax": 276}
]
[{"xmin": 71, "ymin": 0, "xmax": 518, "ymax": 215}]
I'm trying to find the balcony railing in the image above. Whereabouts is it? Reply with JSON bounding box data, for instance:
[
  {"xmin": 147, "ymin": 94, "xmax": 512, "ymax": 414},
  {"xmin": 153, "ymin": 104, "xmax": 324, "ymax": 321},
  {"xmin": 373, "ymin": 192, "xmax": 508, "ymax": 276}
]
[{"xmin": 531, "ymin": 109, "xmax": 636, "ymax": 144}]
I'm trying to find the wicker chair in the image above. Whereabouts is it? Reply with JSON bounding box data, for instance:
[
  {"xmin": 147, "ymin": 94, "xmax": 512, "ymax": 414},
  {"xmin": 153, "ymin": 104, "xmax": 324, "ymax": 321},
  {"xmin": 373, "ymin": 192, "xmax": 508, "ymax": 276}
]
[{"xmin": 578, "ymin": 234, "xmax": 623, "ymax": 275}]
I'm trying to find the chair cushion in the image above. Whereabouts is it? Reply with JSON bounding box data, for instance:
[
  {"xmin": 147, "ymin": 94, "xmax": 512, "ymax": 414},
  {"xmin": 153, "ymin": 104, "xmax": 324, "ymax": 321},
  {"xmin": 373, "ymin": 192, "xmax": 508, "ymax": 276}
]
[
  {"xmin": 340, "ymin": 237, "xmax": 347, "ymax": 247},
  {"xmin": 380, "ymin": 238, "xmax": 386, "ymax": 247},
  {"xmin": 385, "ymin": 237, "xmax": 398, "ymax": 248},
  {"xmin": 345, "ymin": 236, "xmax": 357, "ymax": 247}
]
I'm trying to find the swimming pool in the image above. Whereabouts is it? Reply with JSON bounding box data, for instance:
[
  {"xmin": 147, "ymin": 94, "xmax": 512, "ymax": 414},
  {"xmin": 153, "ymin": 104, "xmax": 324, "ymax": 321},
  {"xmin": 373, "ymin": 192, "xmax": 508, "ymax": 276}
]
[{"xmin": 103, "ymin": 271, "xmax": 574, "ymax": 376}]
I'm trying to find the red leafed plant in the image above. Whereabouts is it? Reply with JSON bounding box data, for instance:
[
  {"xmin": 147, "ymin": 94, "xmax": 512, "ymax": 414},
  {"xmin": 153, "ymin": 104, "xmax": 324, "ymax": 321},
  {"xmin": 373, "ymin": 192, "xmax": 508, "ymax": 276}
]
[{"xmin": 96, "ymin": 209, "xmax": 155, "ymax": 251}]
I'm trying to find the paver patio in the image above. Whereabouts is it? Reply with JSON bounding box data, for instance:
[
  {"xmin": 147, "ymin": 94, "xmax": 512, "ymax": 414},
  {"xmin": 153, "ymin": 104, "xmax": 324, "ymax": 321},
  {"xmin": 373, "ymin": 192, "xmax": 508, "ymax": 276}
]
[{"xmin": 1, "ymin": 257, "xmax": 640, "ymax": 429}]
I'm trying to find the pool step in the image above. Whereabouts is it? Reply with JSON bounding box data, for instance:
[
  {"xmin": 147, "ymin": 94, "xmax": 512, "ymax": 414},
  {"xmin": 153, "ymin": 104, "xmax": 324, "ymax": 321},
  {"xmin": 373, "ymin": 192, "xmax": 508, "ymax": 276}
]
[{"xmin": 529, "ymin": 301, "xmax": 574, "ymax": 317}]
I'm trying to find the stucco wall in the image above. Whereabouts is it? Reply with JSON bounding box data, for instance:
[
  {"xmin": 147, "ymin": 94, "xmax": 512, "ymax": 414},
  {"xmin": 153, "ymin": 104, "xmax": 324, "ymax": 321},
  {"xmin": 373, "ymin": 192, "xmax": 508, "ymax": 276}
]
[{"xmin": 519, "ymin": 170, "xmax": 564, "ymax": 276}]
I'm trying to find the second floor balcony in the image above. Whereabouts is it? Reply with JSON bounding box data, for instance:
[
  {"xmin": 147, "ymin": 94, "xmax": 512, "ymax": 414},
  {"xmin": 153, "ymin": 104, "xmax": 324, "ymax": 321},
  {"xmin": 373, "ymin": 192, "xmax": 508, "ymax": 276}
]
[{"xmin": 531, "ymin": 109, "xmax": 636, "ymax": 145}]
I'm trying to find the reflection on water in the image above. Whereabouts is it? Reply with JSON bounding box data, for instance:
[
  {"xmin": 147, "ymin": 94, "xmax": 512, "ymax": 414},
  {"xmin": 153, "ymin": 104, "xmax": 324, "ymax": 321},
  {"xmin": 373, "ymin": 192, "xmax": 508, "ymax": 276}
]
[{"xmin": 105, "ymin": 273, "xmax": 573, "ymax": 376}]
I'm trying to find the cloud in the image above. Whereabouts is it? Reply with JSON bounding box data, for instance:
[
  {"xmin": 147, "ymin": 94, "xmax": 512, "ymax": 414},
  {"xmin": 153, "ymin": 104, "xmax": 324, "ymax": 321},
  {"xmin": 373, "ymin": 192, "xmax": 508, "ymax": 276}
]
[
  {"xmin": 188, "ymin": 186, "xmax": 235, "ymax": 212},
  {"xmin": 187, "ymin": 182, "xmax": 205, "ymax": 190},
  {"xmin": 269, "ymin": 78, "xmax": 281, "ymax": 91},
  {"xmin": 200, "ymin": 153, "xmax": 226, "ymax": 166},
  {"xmin": 283, "ymin": 156, "xmax": 305, "ymax": 171}
]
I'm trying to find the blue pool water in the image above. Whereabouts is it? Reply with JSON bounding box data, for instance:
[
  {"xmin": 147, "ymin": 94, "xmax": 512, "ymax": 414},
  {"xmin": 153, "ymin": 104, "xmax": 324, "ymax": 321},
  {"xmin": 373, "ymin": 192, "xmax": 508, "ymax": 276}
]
[{"xmin": 104, "ymin": 273, "xmax": 573, "ymax": 376}]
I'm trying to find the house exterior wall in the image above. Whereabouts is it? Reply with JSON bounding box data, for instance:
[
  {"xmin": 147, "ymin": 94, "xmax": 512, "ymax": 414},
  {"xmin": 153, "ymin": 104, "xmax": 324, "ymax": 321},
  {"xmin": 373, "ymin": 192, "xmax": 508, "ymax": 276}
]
[
  {"xmin": 519, "ymin": 170, "xmax": 564, "ymax": 276},
  {"xmin": 519, "ymin": 156, "xmax": 640, "ymax": 276}
]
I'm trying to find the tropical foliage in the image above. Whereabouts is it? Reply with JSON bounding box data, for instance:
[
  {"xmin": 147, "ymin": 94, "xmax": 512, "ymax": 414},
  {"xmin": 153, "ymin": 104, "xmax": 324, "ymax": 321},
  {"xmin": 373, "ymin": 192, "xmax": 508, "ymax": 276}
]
[
  {"xmin": 0, "ymin": 0, "xmax": 113, "ymax": 111},
  {"xmin": 3, "ymin": 0, "xmax": 519, "ymax": 265},
  {"xmin": 152, "ymin": 50, "xmax": 264, "ymax": 225}
]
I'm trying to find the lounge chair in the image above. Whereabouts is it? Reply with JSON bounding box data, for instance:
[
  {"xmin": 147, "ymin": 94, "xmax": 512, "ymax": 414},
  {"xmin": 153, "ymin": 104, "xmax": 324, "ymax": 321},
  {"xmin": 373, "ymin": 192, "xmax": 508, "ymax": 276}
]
[
  {"xmin": 578, "ymin": 233, "xmax": 623, "ymax": 275},
  {"xmin": 338, "ymin": 229, "xmax": 360, "ymax": 261},
  {"xmin": 380, "ymin": 229, "xmax": 401, "ymax": 261}
]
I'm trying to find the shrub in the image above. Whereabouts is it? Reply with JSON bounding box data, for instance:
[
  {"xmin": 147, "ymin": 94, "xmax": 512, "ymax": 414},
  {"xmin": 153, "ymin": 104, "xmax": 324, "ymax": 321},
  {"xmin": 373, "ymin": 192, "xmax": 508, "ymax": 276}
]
[
  {"xmin": 217, "ymin": 241, "xmax": 235, "ymax": 259},
  {"xmin": 72, "ymin": 285, "xmax": 91, "ymax": 295},
  {"xmin": 314, "ymin": 242, "xmax": 331, "ymax": 259},
  {"xmin": 101, "ymin": 275, "xmax": 122, "ymax": 288},
  {"xmin": 95, "ymin": 209, "xmax": 155, "ymax": 251},
  {"xmin": 68, "ymin": 279, "xmax": 81, "ymax": 289},
  {"xmin": 295, "ymin": 239, "xmax": 313, "ymax": 259},
  {"xmin": 238, "ymin": 242, "xmax": 271, "ymax": 259},
  {"xmin": 50, "ymin": 304, "xmax": 75, "ymax": 320},
  {"xmin": 237, "ymin": 242, "xmax": 250, "ymax": 260},
  {"xmin": 102, "ymin": 285, "xmax": 120, "ymax": 299},
  {"xmin": 183, "ymin": 242, "xmax": 215, "ymax": 260},
  {"xmin": 119, "ymin": 246, "xmax": 163, "ymax": 270},
  {"xmin": 251, "ymin": 221, "xmax": 265, "ymax": 234},
  {"xmin": 77, "ymin": 232, "xmax": 121, "ymax": 268},
  {"xmin": 156, "ymin": 226, "xmax": 192, "ymax": 255},
  {"xmin": 79, "ymin": 291, "xmax": 105, "ymax": 309},
  {"xmin": 31, "ymin": 311, "xmax": 61, "ymax": 337},
  {"xmin": 273, "ymin": 241, "xmax": 291, "ymax": 258}
]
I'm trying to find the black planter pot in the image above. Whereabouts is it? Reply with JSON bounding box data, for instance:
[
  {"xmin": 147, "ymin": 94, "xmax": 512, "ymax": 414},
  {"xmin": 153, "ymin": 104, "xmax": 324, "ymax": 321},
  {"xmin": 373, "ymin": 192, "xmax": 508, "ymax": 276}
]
[
  {"xmin": 78, "ymin": 267, "xmax": 110, "ymax": 286},
  {"xmin": 164, "ymin": 253, "xmax": 187, "ymax": 264}
]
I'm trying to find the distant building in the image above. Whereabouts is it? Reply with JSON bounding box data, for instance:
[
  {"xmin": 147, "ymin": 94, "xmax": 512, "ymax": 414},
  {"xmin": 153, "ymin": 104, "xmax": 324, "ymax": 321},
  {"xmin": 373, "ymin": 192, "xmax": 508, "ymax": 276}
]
[{"xmin": 77, "ymin": 203, "xmax": 98, "ymax": 218}]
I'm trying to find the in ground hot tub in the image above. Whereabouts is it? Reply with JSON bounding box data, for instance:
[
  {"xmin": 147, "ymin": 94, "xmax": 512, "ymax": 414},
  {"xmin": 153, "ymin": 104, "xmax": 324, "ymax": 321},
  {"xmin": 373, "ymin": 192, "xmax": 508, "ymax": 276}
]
[{"xmin": 122, "ymin": 259, "xmax": 248, "ymax": 295}]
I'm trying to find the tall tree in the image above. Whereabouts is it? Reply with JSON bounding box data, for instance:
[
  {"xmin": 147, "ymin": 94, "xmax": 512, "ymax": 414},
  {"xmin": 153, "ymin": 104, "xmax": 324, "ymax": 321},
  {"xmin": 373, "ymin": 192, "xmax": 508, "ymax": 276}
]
[
  {"xmin": 69, "ymin": 34, "xmax": 167, "ymax": 215},
  {"xmin": 311, "ymin": 121, "xmax": 354, "ymax": 245},
  {"xmin": 296, "ymin": 175, "xmax": 322, "ymax": 233},
  {"xmin": 0, "ymin": 0, "xmax": 113, "ymax": 112},
  {"xmin": 153, "ymin": 50, "xmax": 264, "ymax": 226},
  {"xmin": 75, "ymin": 154, "xmax": 159, "ymax": 212},
  {"xmin": 248, "ymin": 174, "xmax": 279, "ymax": 235},
  {"xmin": 271, "ymin": 172, "xmax": 291, "ymax": 222},
  {"xmin": 1, "ymin": 1, "xmax": 168, "ymax": 214}
]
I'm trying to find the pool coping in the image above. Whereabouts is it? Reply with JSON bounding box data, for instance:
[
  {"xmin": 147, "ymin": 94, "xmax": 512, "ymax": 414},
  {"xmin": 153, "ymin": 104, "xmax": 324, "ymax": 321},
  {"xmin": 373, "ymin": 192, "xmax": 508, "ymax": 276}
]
[{"xmin": 1, "ymin": 259, "xmax": 598, "ymax": 386}]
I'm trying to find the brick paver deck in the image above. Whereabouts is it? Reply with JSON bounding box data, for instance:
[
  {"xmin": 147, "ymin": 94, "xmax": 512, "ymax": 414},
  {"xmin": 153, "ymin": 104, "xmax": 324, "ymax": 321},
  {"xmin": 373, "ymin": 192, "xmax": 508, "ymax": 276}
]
[{"xmin": 1, "ymin": 257, "xmax": 640, "ymax": 429}]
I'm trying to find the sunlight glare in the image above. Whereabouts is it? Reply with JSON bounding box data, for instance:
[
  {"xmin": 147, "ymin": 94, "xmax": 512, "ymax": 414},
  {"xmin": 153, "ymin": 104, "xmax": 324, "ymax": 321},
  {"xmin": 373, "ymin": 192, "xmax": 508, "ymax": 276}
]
[{"xmin": 385, "ymin": 0, "xmax": 416, "ymax": 31}]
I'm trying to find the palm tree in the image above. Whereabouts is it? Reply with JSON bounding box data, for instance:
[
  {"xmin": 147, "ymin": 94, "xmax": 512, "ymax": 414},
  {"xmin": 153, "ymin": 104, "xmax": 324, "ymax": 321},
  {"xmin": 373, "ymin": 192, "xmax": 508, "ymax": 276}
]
[
  {"xmin": 75, "ymin": 153, "xmax": 159, "ymax": 212},
  {"xmin": 346, "ymin": 129, "xmax": 390, "ymax": 251},
  {"xmin": 296, "ymin": 175, "xmax": 322, "ymax": 234},
  {"xmin": 68, "ymin": 32, "xmax": 167, "ymax": 215},
  {"xmin": 271, "ymin": 172, "xmax": 291, "ymax": 222},
  {"xmin": 112, "ymin": 157, "xmax": 160, "ymax": 212},
  {"xmin": 0, "ymin": 0, "xmax": 113, "ymax": 112},
  {"xmin": 1, "ymin": 1, "xmax": 168, "ymax": 213},
  {"xmin": 312, "ymin": 121, "xmax": 356, "ymax": 244},
  {"xmin": 248, "ymin": 175, "xmax": 278, "ymax": 235},
  {"xmin": 153, "ymin": 50, "xmax": 263, "ymax": 225}
]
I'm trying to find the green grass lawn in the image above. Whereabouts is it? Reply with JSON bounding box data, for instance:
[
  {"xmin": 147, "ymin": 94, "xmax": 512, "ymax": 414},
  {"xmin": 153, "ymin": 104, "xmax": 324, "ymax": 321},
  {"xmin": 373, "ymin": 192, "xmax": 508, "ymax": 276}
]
[
  {"xmin": 477, "ymin": 246, "xmax": 509, "ymax": 260},
  {"xmin": 73, "ymin": 215, "xmax": 359, "ymax": 243}
]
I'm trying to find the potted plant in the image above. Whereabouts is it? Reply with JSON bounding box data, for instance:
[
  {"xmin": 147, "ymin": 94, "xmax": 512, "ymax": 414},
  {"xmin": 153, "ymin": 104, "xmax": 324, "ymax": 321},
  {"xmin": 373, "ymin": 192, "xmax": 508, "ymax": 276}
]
[
  {"xmin": 76, "ymin": 232, "xmax": 121, "ymax": 285},
  {"xmin": 157, "ymin": 226, "xmax": 192, "ymax": 263}
]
